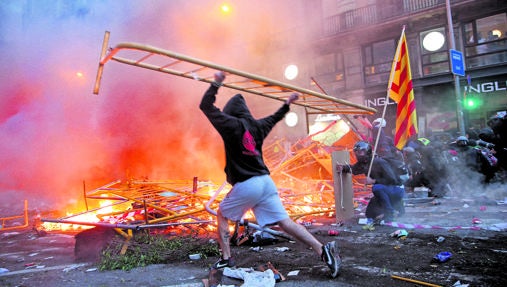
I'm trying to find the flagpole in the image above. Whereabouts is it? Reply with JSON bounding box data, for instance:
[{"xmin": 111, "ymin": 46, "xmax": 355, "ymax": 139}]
[{"xmin": 366, "ymin": 26, "xmax": 405, "ymax": 179}]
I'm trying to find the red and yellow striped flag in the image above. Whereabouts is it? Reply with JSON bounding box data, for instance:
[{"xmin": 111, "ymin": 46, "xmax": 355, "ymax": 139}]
[{"xmin": 388, "ymin": 28, "xmax": 418, "ymax": 150}]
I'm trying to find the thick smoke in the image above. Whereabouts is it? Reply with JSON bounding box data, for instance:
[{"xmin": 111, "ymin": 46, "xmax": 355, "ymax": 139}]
[
  {"xmin": 2, "ymin": 1, "xmax": 503, "ymax": 217},
  {"xmin": 0, "ymin": 0, "xmax": 303, "ymax": 212}
]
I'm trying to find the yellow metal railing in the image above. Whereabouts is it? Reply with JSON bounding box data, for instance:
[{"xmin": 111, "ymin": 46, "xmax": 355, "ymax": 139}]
[{"xmin": 0, "ymin": 200, "xmax": 29, "ymax": 231}]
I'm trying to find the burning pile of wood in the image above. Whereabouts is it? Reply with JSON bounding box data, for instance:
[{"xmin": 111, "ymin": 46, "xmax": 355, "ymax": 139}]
[{"xmin": 40, "ymin": 136, "xmax": 370, "ymax": 233}]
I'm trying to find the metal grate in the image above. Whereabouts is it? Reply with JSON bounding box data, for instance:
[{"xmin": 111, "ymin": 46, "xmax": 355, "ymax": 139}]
[{"xmin": 93, "ymin": 32, "xmax": 376, "ymax": 116}]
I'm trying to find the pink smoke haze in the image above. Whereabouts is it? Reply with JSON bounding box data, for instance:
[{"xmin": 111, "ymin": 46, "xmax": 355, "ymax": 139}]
[{"xmin": 0, "ymin": 1, "xmax": 304, "ymax": 213}]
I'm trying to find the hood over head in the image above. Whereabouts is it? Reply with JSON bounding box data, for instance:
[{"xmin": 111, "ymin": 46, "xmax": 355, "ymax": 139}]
[{"xmin": 223, "ymin": 94, "xmax": 252, "ymax": 118}]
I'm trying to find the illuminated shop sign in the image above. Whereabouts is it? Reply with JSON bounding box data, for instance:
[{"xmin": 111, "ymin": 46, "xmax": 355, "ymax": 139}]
[
  {"xmin": 364, "ymin": 96, "xmax": 396, "ymax": 108},
  {"xmin": 364, "ymin": 78, "xmax": 507, "ymax": 108},
  {"xmin": 465, "ymin": 80, "xmax": 507, "ymax": 94}
]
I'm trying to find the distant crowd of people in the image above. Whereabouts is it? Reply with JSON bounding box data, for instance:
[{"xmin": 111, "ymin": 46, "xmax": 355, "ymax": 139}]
[
  {"xmin": 337, "ymin": 111, "xmax": 507, "ymax": 223},
  {"xmin": 403, "ymin": 112, "xmax": 507, "ymax": 194}
]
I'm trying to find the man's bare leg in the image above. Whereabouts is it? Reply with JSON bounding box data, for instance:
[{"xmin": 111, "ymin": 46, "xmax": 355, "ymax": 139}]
[
  {"xmin": 278, "ymin": 218, "xmax": 323, "ymax": 256},
  {"xmin": 278, "ymin": 217, "xmax": 341, "ymax": 278},
  {"xmin": 216, "ymin": 209, "xmax": 231, "ymax": 259}
]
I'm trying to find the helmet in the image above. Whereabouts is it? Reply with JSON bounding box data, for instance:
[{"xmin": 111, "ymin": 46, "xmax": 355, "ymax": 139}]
[
  {"xmin": 487, "ymin": 114, "xmax": 505, "ymax": 131},
  {"xmin": 353, "ymin": 141, "xmax": 372, "ymax": 163},
  {"xmin": 456, "ymin": 136, "xmax": 468, "ymax": 147},
  {"xmin": 478, "ymin": 128, "xmax": 495, "ymax": 142},
  {"xmin": 417, "ymin": 137, "xmax": 430, "ymax": 146},
  {"xmin": 402, "ymin": 146, "xmax": 415, "ymax": 155},
  {"xmin": 372, "ymin": 118, "xmax": 386, "ymax": 128}
]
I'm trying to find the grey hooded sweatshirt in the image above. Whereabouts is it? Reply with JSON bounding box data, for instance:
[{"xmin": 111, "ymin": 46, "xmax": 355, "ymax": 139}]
[{"xmin": 199, "ymin": 83, "xmax": 290, "ymax": 185}]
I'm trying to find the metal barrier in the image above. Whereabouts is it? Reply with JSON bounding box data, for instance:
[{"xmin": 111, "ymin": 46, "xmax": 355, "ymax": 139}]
[{"xmin": 0, "ymin": 200, "xmax": 29, "ymax": 231}]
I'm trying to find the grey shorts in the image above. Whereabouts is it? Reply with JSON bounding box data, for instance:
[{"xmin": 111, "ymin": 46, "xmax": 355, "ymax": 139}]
[{"xmin": 219, "ymin": 174, "xmax": 289, "ymax": 227}]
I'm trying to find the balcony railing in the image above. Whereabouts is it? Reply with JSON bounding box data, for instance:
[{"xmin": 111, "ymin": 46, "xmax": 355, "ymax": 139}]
[
  {"xmin": 323, "ymin": 0, "xmax": 445, "ymax": 36},
  {"xmin": 466, "ymin": 38, "xmax": 507, "ymax": 68}
]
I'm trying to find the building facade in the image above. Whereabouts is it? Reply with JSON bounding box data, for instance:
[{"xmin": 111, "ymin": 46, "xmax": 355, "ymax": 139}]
[{"xmin": 296, "ymin": 0, "xmax": 507, "ymax": 140}]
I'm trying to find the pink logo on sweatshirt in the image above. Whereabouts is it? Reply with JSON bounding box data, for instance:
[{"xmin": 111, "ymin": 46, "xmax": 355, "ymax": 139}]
[{"xmin": 242, "ymin": 130, "xmax": 259, "ymax": 156}]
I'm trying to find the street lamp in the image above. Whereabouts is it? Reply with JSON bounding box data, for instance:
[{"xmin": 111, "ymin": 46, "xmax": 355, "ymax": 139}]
[
  {"xmin": 284, "ymin": 64, "xmax": 298, "ymax": 80},
  {"xmin": 220, "ymin": 3, "xmax": 231, "ymax": 14},
  {"xmin": 446, "ymin": 0, "xmax": 466, "ymax": 136},
  {"xmin": 285, "ymin": 111, "xmax": 298, "ymax": 127},
  {"xmin": 422, "ymin": 31, "xmax": 445, "ymax": 52}
]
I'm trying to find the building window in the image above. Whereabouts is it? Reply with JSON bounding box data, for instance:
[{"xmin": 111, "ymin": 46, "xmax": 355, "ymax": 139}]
[
  {"xmin": 464, "ymin": 13, "xmax": 507, "ymax": 68},
  {"xmin": 420, "ymin": 27, "xmax": 449, "ymax": 76},
  {"xmin": 315, "ymin": 53, "xmax": 335, "ymax": 75},
  {"xmin": 335, "ymin": 53, "xmax": 344, "ymax": 80},
  {"xmin": 363, "ymin": 39, "xmax": 395, "ymax": 86},
  {"xmin": 313, "ymin": 52, "xmax": 344, "ymax": 84}
]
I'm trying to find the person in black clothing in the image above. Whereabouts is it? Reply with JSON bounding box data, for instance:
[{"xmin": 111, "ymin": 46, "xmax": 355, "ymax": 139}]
[
  {"xmin": 407, "ymin": 137, "xmax": 449, "ymax": 197},
  {"xmin": 485, "ymin": 113, "xmax": 507, "ymax": 172},
  {"xmin": 371, "ymin": 118, "xmax": 397, "ymax": 158},
  {"xmin": 199, "ymin": 71, "xmax": 341, "ymax": 278},
  {"xmin": 402, "ymin": 146, "xmax": 427, "ymax": 190},
  {"xmin": 449, "ymin": 135, "xmax": 497, "ymax": 184},
  {"xmin": 337, "ymin": 141, "xmax": 405, "ymax": 222}
]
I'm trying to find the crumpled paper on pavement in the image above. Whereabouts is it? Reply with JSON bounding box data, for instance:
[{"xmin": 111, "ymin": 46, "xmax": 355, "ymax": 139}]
[{"xmin": 222, "ymin": 267, "xmax": 276, "ymax": 287}]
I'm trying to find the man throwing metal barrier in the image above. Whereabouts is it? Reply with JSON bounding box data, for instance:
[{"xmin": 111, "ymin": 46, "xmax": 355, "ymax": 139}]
[{"xmin": 199, "ymin": 71, "xmax": 341, "ymax": 278}]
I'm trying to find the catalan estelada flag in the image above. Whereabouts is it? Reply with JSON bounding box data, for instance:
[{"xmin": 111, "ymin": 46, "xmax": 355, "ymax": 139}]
[{"xmin": 388, "ymin": 28, "xmax": 418, "ymax": 150}]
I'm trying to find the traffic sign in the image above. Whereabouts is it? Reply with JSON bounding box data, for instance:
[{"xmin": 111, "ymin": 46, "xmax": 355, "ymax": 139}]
[{"xmin": 450, "ymin": 49, "xmax": 465, "ymax": 76}]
